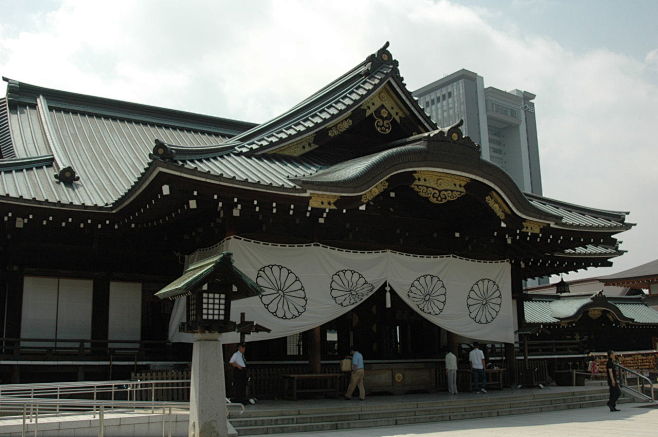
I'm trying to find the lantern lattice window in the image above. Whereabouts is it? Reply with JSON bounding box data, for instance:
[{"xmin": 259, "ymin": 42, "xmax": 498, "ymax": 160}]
[{"xmin": 202, "ymin": 292, "xmax": 226, "ymax": 320}]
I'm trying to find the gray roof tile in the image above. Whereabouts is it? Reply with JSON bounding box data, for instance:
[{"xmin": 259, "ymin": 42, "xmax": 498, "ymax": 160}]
[
  {"xmin": 528, "ymin": 195, "xmax": 626, "ymax": 230},
  {"xmin": 525, "ymin": 296, "xmax": 658, "ymax": 325}
]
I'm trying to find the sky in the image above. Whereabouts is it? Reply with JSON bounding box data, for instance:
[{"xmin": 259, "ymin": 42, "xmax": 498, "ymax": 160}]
[{"xmin": 1, "ymin": 0, "xmax": 657, "ymax": 283}]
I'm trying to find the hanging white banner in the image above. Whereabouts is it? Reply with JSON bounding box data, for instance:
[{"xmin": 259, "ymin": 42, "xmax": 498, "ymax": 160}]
[{"xmin": 169, "ymin": 237, "xmax": 514, "ymax": 344}]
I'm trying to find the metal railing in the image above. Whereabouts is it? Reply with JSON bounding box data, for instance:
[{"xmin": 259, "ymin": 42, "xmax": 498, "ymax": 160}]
[
  {"xmin": 0, "ymin": 379, "xmax": 244, "ymax": 437},
  {"xmin": 616, "ymin": 364, "xmax": 655, "ymax": 402}
]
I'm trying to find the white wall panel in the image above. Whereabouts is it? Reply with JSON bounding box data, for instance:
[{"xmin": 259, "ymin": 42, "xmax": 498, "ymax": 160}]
[
  {"xmin": 108, "ymin": 281, "xmax": 142, "ymax": 346},
  {"xmin": 56, "ymin": 278, "xmax": 93, "ymax": 341},
  {"xmin": 21, "ymin": 276, "xmax": 58, "ymax": 346}
]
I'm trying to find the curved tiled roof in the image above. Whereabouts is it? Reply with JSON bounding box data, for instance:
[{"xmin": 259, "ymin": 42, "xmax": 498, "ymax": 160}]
[
  {"xmin": 560, "ymin": 245, "xmax": 621, "ymax": 256},
  {"xmin": 0, "ymin": 103, "xmax": 234, "ymax": 207},
  {"xmin": 0, "ymin": 45, "xmax": 632, "ymax": 239},
  {"xmin": 179, "ymin": 153, "xmax": 321, "ymax": 190},
  {"xmin": 526, "ymin": 193, "xmax": 628, "ymax": 230},
  {"xmin": 0, "ymin": 76, "xmax": 259, "ymax": 208},
  {"xmin": 524, "ymin": 295, "xmax": 658, "ymax": 325}
]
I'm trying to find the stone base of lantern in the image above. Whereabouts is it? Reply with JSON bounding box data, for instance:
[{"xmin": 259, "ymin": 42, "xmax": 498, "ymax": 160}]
[{"xmin": 189, "ymin": 332, "xmax": 230, "ymax": 437}]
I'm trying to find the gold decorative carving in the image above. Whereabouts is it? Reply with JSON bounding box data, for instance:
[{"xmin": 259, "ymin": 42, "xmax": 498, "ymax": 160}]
[
  {"xmin": 309, "ymin": 193, "xmax": 340, "ymax": 209},
  {"xmin": 361, "ymin": 87, "xmax": 408, "ymax": 135},
  {"xmin": 588, "ymin": 309, "xmax": 603, "ymax": 320},
  {"xmin": 522, "ymin": 220, "xmax": 545, "ymax": 234},
  {"xmin": 361, "ymin": 180, "xmax": 389, "ymax": 203},
  {"xmin": 327, "ymin": 117, "xmax": 353, "ymax": 137},
  {"xmin": 485, "ymin": 191, "xmax": 511, "ymax": 220},
  {"xmin": 374, "ymin": 108, "xmax": 393, "ymax": 134},
  {"xmin": 411, "ymin": 171, "xmax": 470, "ymax": 204},
  {"xmin": 270, "ymin": 134, "xmax": 317, "ymax": 156}
]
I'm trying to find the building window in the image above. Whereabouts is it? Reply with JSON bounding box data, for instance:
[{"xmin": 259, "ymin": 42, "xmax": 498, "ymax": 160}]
[
  {"xmin": 286, "ymin": 333, "xmax": 303, "ymax": 356},
  {"xmin": 326, "ymin": 329, "xmax": 338, "ymax": 356}
]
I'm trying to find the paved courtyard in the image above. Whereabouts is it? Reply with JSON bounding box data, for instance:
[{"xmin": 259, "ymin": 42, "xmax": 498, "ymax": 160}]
[{"xmin": 265, "ymin": 404, "xmax": 658, "ymax": 437}]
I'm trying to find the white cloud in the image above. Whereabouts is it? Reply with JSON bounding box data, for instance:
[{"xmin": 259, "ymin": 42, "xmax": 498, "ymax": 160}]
[
  {"xmin": 646, "ymin": 48, "xmax": 658, "ymax": 72},
  {"xmin": 1, "ymin": 0, "xmax": 656, "ymax": 280}
]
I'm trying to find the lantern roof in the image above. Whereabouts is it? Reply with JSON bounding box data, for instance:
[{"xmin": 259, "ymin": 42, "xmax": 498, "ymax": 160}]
[{"xmin": 155, "ymin": 251, "xmax": 262, "ymax": 300}]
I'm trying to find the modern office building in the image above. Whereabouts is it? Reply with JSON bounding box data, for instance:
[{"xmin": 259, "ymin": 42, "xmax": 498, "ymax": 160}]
[{"xmin": 413, "ymin": 70, "xmax": 543, "ymax": 195}]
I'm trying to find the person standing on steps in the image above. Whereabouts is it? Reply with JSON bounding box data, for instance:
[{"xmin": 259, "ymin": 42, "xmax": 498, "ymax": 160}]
[
  {"xmin": 445, "ymin": 350, "xmax": 458, "ymax": 395},
  {"xmin": 469, "ymin": 342, "xmax": 487, "ymax": 393},
  {"xmin": 229, "ymin": 343, "xmax": 248, "ymax": 405},
  {"xmin": 344, "ymin": 346, "xmax": 365, "ymax": 400},
  {"xmin": 606, "ymin": 350, "xmax": 621, "ymax": 412}
]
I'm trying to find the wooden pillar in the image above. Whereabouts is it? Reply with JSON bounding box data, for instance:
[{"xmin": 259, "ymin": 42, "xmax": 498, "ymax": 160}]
[
  {"xmin": 3, "ymin": 271, "xmax": 23, "ymax": 340},
  {"xmin": 308, "ymin": 327, "xmax": 322, "ymax": 374},
  {"xmin": 505, "ymin": 342, "xmax": 517, "ymax": 385},
  {"xmin": 91, "ymin": 278, "xmax": 110, "ymax": 354},
  {"xmin": 446, "ymin": 330, "xmax": 458, "ymax": 355},
  {"xmin": 510, "ymin": 265, "xmax": 525, "ymax": 386}
]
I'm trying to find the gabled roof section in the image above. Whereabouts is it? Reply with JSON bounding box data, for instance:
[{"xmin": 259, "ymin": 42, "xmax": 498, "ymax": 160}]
[
  {"xmin": 226, "ymin": 42, "xmax": 436, "ymax": 156},
  {"xmin": 524, "ymin": 293, "xmax": 658, "ymax": 325}
]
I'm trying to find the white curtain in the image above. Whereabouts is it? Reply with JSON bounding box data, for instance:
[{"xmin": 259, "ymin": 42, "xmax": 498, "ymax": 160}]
[{"xmin": 169, "ymin": 237, "xmax": 514, "ymax": 344}]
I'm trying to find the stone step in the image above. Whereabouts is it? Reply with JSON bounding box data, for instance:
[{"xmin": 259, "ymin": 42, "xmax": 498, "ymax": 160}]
[
  {"xmin": 231, "ymin": 388, "xmax": 610, "ymax": 419},
  {"xmin": 234, "ymin": 399, "xmax": 618, "ymax": 436},
  {"xmin": 232, "ymin": 391, "xmax": 623, "ymax": 435},
  {"xmin": 232, "ymin": 393, "xmax": 611, "ymax": 428}
]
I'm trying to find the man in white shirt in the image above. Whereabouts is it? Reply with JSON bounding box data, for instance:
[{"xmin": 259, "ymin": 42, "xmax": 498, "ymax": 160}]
[
  {"xmin": 229, "ymin": 343, "xmax": 248, "ymax": 404},
  {"xmin": 468, "ymin": 342, "xmax": 487, "ymax": 393},
  {"xmin": 445, "ymin": 350, "xmax": 458, "ymax": 394}
]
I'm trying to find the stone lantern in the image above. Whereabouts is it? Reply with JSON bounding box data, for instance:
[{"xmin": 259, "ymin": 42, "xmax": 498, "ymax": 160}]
[{"xmin": 156, "ymin": 251, "xmax": 268, "ymax": 437}]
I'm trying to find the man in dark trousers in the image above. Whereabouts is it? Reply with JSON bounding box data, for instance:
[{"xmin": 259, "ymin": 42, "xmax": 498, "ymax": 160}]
[
  {"xmin": 606, "ymin": 350, "xmax": 621, "ymax": 412},
  {"xmin": 229, "ymin": 343, "xmax": 248, "ymax": 404}
]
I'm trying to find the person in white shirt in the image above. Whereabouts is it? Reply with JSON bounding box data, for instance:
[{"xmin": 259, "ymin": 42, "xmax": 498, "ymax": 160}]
[
  {"xmin": 229, "ymin": 343, "xmax": 248, "ymax": 404},
  {"xmin": 445, "ymin": 350, "xmax": 458, "ymax": 395},
  {"xmin": 468, "ymin": 342, "xmax": 487, "ymax": 393}
]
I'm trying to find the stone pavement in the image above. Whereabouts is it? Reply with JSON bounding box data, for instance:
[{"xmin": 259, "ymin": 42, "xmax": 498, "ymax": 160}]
[{"xmin": 262, "ymin": 403, "xmax": 658, "ymax": 437}]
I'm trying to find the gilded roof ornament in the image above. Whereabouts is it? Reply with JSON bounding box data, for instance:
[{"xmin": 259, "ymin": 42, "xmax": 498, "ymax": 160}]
[
  {"xmin": 309, "ymin": 193, "xmax": 340, "ymax": 209},
  {"xmin": 361, "ymin": 179, "xmax": 389, "ymax": 203},
  {"xmin": 522, "ymin": 220, "xmax": 545, "ymax": 234},
  {"xmin": 411, "ymin": 171, "xmax": 470, "ymax": 204},
  {"xmin": 363, "ymin": 41, "xmax": 399, "ymax": 76},
  {"xmin": 485, "ymin": 191, "xmax": 512, "ymax": 220},
  {"xmin": 270, "ymin": 135, "xmax": 318, "ymax": 156},
  {"xmin": 362, "ymin": 86, "xmax": 408, "ymax": 135},
  {"xmin": 327, "ymin": 117, "xmax": 353, "ymax": 137}
]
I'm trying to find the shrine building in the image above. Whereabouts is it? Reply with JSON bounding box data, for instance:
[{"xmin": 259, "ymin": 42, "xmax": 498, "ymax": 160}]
[{"xmin": 0, "ymin": 43, "xmax": 639, "ymax": 390}]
